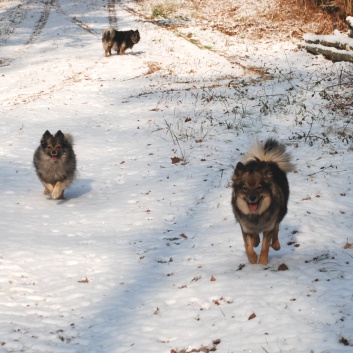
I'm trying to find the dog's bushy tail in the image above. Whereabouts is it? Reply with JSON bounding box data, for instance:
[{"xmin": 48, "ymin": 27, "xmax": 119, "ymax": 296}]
[
  {"xmin": 243, "ymin": 138, "xmax": 295, "ymax": 173},
  {"xmin": 64, "ymin": 133, "xmax": 74, "ymax": 146},
  {"xmin": 102, "ymin": 28, "xmax": 115, "ymax": 43}
]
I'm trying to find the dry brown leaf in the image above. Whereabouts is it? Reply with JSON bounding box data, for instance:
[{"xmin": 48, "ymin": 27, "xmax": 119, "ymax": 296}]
[
  {"xmin": 210, "ymin": 276, "xmax": 216, "ymax": 282},
  {"xmin": 344, "ymin": 243, "xmax": 353, "ymax": 249},
  {"xmin": 237, "ymin": 264, "xmax": 245, "ymax": 271},
  {"xmin": 248, "ymin": 312, "xmax": 256, "ymax": 320},
  {"xmin": 278, "ymin": 263, "xmax": 289, "ymax": 271},
  {"xmin": 171, "ymin": 156, "xmax": 182, "ymax": 164},
  {"xmin": 78, "ymin": 277, "xmax": 89, "ymax": 283}
]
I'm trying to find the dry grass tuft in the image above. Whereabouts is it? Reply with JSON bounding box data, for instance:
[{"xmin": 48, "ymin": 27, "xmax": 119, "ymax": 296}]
[
  {"xmin": 276, "ymin": 0, "xmax": 352, "ymax": 34},
  {"xmin": 135, "ymin": 0, "xmax": 352, "ymax": 40},
  {"xmin": 146, "ymin": 61, "xmax": 162, "ymax": 75}
]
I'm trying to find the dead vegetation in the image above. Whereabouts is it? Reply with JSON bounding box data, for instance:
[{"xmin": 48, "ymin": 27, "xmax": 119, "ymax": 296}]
[
  {"xmin": 136, "ymin": 0, "xmax": 352, "ymax": 40},
  {"xmin": 146, "ymin": 61, "xmax": 162, "ymax": 75}
]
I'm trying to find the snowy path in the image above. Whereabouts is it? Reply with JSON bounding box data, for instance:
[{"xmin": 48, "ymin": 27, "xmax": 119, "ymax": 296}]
[{"xmin": 1, "ymin": 0, "xmax": 353, "ymax": 352}]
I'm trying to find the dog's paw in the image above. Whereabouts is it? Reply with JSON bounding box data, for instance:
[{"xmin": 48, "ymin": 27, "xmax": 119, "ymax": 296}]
[
  {"xmin": 246, "ymin": 251, "xmax": 258, "ymax": 264},
  {"xmin": 51, "ymin": 190, "xmax": 60, "ymax": 199},
  {"xmin": 51, "ymin": 187, "xmax": 64, "ymax": 200},
  {"xmin": 271, "ymin": 240, "xmax": 281, "ymax": 251}
]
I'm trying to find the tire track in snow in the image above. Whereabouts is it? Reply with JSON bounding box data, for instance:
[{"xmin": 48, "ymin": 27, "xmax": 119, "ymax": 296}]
[
  {"xmin": 54, "ymin": 4, "xmax": 100, "ymax": 37},
  {"xmin": 26, "ymin": 0, "xmax": 54, "ymax": 46},
  {"xmin": 0, "ymin": 0, "xmax": 54, "ymax": 66},
  {"xmin": 1, "ymin": 0, "xmax": 100, "ymax": 67}
]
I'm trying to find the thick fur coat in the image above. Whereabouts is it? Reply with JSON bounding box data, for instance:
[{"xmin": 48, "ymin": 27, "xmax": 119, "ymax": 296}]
[
  {"xmin": 33, "ymin": 130, "xmax": 76, "ymax": 200},
  {"xmin": 102, "ymin": 28, "xmax": 140, "ymax": 56},
  {"xmin": 231, "ymin": 139, "xmax": 294, "ymax": 265}
]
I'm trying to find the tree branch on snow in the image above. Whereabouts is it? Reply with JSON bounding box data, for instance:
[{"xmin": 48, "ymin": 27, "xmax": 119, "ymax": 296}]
[
  {"xmin": 299, "ymin": 17, "xmax": 353, "ymax": 62},
  {"xmin": 303, "ymin": 33, "xmax": 353, "ymax": 51},
  {"xmin": 299, "ymin": 43, "xmax": 353, "ymax": 63}
]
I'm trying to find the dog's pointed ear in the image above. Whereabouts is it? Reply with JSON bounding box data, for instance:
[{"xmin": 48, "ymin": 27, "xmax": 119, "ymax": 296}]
[
  {"xmin": 234, "ymin": 162, "xmax": 246, "ymax": 173},
  {"xmin": 233, "ymin": 162, "xmax": 246, "ymax": 182},
  {"xmin": 43, "ymin": 130, "xmax": 51, "ymax": 138},
  {"xmin": 263, "ymin": 165, "xmax": 273, "ymax": 181},
  {"xmin": 55, "ymin": 130, "xmax": 64, "ymax": 139},
  {"xmin": 41, "ymin": 130, "xmax": 52, "ymax": 146}
]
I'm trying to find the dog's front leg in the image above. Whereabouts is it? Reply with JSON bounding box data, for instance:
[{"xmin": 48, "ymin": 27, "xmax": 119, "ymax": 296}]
[
  {"xmin": 259, "ymin": 227, "xmax": 279, "ymax": 265},
  {"xmin": 43, "ymin": 182, "xmax": 54, "ymax": 195},
  {"xmin": 52, "ymin": 182, "xmax": 65, "ymax": 200},
  {"xmin": 242, "ymin": 232, "xmax": 258, "ymax": 264},
  {"xmin": 119, "ymin": 42, "xmax": 126, "ymax": 55},
  {"xmin": 270, "ymin": 224, "xmax": 281, "ymax": 251}
]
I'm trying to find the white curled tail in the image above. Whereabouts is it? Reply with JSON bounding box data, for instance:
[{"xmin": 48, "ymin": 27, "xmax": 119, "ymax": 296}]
[{"xmin": 243, "ymin": 138, "xmax": 295, "ymax": 173}]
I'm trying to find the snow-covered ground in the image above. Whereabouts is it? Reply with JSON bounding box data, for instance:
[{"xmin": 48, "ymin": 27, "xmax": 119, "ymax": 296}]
[{"xmin": 0, "ymin": 0, "xmax": 353, "ymax": 352}]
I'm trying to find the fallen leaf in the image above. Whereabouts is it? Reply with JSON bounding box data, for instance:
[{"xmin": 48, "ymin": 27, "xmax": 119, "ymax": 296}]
[
  {"xmin": 78, "ymin": 277, "xmax": 89, "ymax": 283},
  {"xmin": 180, "ymin": 233, "xmax": 188, "ymax": 239},
  {"xmin": 248, "ymin": 312, "xmax": 256, "ymax": 320},
  {"xmin": 171, "ymin": 156, "xmax": 182, "ymax": 164},
  {"xmin": 278, "ymin": 263, "xmax": 289, "ymax": 271},
  {"xmin": 237, "ymin": 264, "xmax": 245, "ymax": 271},
  {"xmin": 344, "ymin": 243, "xmax": 353, "ymax": 249},
  {"xmin": 210, "ymin": 276, "xmax": 216, "ymax": 282}
]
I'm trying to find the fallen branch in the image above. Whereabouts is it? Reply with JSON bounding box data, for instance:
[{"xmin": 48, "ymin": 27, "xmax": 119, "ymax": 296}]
[
  {"xmin": 300, "ymin": 17, "xmax": 353, "ymax": 62},
  {"xmin": 303, "ymin": 33, "xmax": 353, "ymax": 51},
  {"xmin": 299, "ymin": 43, "xmax": 353, "ymax": 63}
]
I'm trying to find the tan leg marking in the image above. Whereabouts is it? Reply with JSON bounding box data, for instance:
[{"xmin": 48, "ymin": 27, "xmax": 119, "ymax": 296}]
[{"xmin": 243, "ymin": 232, "xmax": 258, "ymax": 264}]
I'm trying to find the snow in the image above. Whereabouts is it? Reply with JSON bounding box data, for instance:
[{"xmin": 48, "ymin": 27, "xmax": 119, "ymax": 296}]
[
  {"xmin": 1, "ymin": 0, "xmax": 353, "ymax": 352},
  {"xmin": 347, "ymin": 16, "xmax": 353, "ymax": 28}
]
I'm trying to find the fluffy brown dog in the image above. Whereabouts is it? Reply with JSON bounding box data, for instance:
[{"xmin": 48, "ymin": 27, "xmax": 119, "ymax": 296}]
[
  {"xmin": 33, "ymin": 130, "xmax": 76, "ymax": 200},
  {"xmin": 102, "ymin": 28, "xmax": 140, "ymax": 56},
  {"xmin": 231, "ymin": 139, "xmax": 294, "ymax": 265}
]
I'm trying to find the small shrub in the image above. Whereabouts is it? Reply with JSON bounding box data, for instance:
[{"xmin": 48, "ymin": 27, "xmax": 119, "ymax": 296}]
[{"xmin": 151, "ymin": 2, "xmax": 177, "ymax": 18}]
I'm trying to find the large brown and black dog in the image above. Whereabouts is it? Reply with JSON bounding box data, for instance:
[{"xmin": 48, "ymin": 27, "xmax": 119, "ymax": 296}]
[
  {"xmin": 102, "ymin": 28, "xmax": 140, "ymax": 56},
  {"xmin": 231, "ymin": 139, "xmax": 294, "ymax": 265}
]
